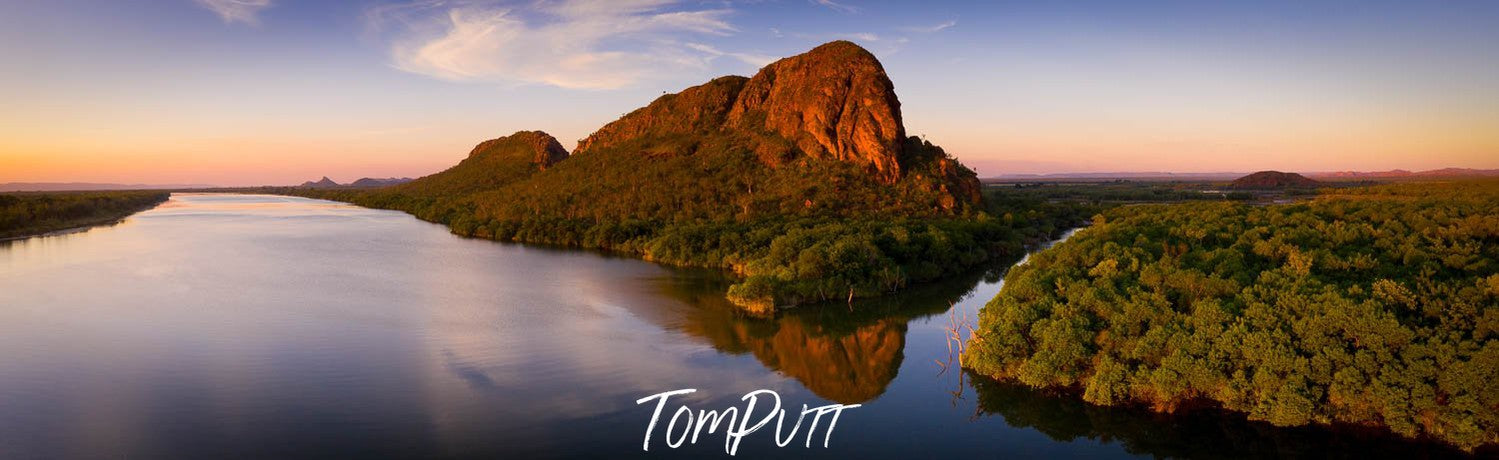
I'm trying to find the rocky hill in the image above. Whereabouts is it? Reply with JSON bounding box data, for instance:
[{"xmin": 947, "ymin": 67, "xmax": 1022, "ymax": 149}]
[
  {"xmin": 299, "ymin": 176, "xmax": 340, "ymax": 188},
  {"xmin": 1229, "ymin": 171, "xmax": 1321, "ymax": 189},
  {"xmin": 292, "ymin": 41, "xmax": 1010, "ymax": 311},
  {"xmin": 566, "ymin": 41, "xmax": 978, "ymax": 208},
  {"xmin": 727, "ymin": 41, "xmax": 906, "ymax": 181},
  {"xmin": 388, "ymin": 130, "xmax": 567, "ymax": 199}
]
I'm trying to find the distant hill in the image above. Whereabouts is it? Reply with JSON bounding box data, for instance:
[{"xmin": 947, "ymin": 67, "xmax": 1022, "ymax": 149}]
[
  {"xmin": 982, "ymin": 168, "xmax": 1499, "ymax": 183},
  {"xmin": 297, "ymin": 177, "xmax": 414, "ymax": 189},
  {"xmin": 1229, "ymin": 171, "xmax": 1322, "ymax": 189},
  {"xmin": 299, "ymin": 177, "xmax": 341, "ymax": 188},
  {"xmin": 0, "ymin": 182, "xmax": 214, "ymax": 192},
  {"xmin": 1308, "ymin": 168, "xmax": 1499, "ymax": 180}
]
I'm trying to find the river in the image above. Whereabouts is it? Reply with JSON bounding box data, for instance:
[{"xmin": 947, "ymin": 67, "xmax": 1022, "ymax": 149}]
[{"xmin": 0, "ymin": 194, "xmax": 1466, "ymax": 458}]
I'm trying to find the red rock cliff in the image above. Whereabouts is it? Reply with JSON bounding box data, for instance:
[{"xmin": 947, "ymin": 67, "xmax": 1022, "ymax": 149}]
[{"xmin": 727, "ymin": 41, "xmax": 906, "ymax": 182}]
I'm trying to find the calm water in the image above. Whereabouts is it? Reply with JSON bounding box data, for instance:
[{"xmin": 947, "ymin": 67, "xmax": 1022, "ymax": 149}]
[{"xmin": 0, "ymin": 194, "xmax": 1471, "ymax": 459}]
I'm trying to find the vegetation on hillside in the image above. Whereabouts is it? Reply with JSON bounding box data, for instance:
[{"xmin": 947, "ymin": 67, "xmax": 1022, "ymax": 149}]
[
  {"xmin": 964, "ymin": 180, "xmax": 1499, "ymax": 450},
  {"xmin": 278, "ymin": 142, "xmax": 1100, "ymax": 312},
  {"xmin": 0, "ymin": 190, "xmax": 169, "ymax": 239}
]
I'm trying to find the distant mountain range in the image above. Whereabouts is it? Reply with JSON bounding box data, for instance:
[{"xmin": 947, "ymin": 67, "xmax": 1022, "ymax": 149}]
[
  {"xmin": 984, "ymin": 168, "xmax": 1499, "ymax": 182},
  {"xmin": 1306, "ymin": 168, "xmax": 1499, "ymax": 179},
  {"xmin": 297, "ymin": 177, "xmax": 415, "ymax": 188},
  {"xmin": 0, "ymin": 182, "xmax": 216, "ymax": 192}
]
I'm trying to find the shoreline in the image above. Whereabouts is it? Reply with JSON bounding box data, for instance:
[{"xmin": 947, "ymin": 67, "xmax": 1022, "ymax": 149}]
[{"xmin": 0, "ymin": 192, "xmax": 170, "ymax": 242}]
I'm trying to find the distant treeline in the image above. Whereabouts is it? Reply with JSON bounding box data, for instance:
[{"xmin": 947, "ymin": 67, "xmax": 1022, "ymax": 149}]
[
  {"xmin": 0, "ymin": 191, "xmax": 169, "ymax": 239},
  {"xmin": 966, "ymin": 180, "xmax": 1499, "ymax": 450}
]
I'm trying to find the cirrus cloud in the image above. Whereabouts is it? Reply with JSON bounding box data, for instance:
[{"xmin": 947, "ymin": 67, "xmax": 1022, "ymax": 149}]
[
  {"xmin": 369, "ymin": 0, "xmax": 742, "ymax": 90},
  {"xmin": 812, "ymin": 0, "xmax": 859, "ymax": 14},
  {"xmin": 193, "ymin": 0, "xmax": 273, "ymax": 25},
  {"xmin": 900, "ymin": 20, "xmax": 955, "ymax": 33}
]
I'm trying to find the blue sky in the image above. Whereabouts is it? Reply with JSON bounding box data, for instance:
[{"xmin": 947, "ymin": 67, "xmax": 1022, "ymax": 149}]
[{"xmin": 2, "ymin": 0, "xmax": 1496, "ymax": 185}]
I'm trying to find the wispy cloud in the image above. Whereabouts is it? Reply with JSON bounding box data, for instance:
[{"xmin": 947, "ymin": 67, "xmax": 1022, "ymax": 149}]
[
  {"xmin": 838, "ymin": 32, "xmax": 880, "ymax": 42},
  {"xmin": 686, "ymin": 43, "xmax": 776, "ymax": 67},
  {"xmin": 369, "ymin": 0, "xmax": 742, "ymax": 90},
  {"xmin": 193, "ymin": 0, "xmax": 273, "ymax": 25},
  {"xmin": 811, "ymin": 0, "xmax": 859, "ymax": 14},
  {"xmin": 900, "ymin": 20, "xmax": 955, "ymax": 33}
]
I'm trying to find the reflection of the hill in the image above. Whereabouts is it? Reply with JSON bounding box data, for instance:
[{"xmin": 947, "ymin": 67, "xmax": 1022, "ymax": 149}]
[
  {"xmin": 967, "ymin": 371, "xmax": 1486, "ymax": 459},
  {"xmin": 643, "ymin": 266, "xmax": 1005, "ymax": 405}
]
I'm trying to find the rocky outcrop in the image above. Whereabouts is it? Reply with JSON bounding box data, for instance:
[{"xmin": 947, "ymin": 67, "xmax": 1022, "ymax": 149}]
[
  {"xmin": 572, "ymin": 41, "xmax": 926, "ymax": 185},
  {"xmin": 727, "ymin": 41, "xmax": 906, "ymax": 182},
  {"xmin": 469, "ymin": 130, "xmax": 568, "ymax": 169},
  {"xmin": 1229, "ymin": 171, "xmax": 1321, "ymax": 189},
  {"xmin": 574, "ymin": 76, "xmax": 748, "ymax": 155}
]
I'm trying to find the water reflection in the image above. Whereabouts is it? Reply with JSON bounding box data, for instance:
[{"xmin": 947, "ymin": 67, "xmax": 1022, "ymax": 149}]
[
  {"xmin": 0, "ymin": 194, "xmax": 1478, "ymax": 459},
  {"xmin": 638, "ymin": 266, "xmax": 1002, "ymax": 405},
  {"xmin": 968, "ymin": 371, "xmax": 1488, "ymax": 459}
]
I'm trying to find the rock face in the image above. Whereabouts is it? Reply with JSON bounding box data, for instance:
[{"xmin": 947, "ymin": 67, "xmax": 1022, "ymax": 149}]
[
  {"xmin": 727, "ymin": 41, "xmax": 906, "ymax": 182},
  {"xmin": 573, "ymin": 41, "xmax": 929, "ymax": 185},
  {"xmin": 575, "ymin": 76, "xmax": 748, "ymax": 155},
  {"xmin": 470, "ymin": 130, "xmax": 568, "ymax": 169},
  {"xmin": 1230, "ymin": 171, "xmax": 1321, "ymax": 189}
]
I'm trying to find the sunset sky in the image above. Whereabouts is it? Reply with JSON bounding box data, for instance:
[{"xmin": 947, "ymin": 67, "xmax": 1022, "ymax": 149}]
[{"xmin": 3, "ymin": 0, "xmax": 1496, "ymax": 186}]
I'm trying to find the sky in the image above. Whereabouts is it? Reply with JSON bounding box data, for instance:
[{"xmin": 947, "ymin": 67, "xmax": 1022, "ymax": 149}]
[{"xmin": 2, "ymin": 0, "xmax": 1496, "ymax": 186}]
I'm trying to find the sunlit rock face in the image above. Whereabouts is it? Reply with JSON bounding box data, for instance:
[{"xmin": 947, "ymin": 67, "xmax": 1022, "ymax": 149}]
[
  {"xmin": 571, "ymin": 41, "xmax": 952, "ymax": 189},
  {"xmin": 573, "ymin": 76, "xmax": 748, "ymax": 155},
  {"xmin": 726, "ymin": 40, "xmax": 906, "ymax": 182}
]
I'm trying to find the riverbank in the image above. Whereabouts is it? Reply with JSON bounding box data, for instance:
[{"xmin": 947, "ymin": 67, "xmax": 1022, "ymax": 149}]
[
  {"xmin": 0, "ymin": 190, "xmax": 170, "ymax": 240},
  {"xmin": 257, "ymin": 185, "xmax": 1105, "ymax": 313},
  {"xmin": 963, "ymin": 180, "xmax": 1499, "ymax": 451}
]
